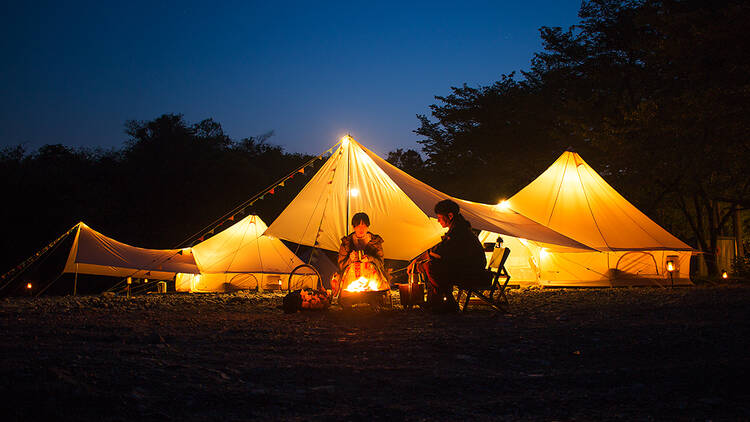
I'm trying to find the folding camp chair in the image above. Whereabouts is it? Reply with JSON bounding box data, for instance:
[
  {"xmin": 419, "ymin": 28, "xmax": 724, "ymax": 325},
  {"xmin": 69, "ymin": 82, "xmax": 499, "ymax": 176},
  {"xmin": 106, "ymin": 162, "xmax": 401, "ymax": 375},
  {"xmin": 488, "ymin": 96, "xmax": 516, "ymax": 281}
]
[{"xmin": 455, "ymin": 247, "xmax": 511, "ymax": 313}]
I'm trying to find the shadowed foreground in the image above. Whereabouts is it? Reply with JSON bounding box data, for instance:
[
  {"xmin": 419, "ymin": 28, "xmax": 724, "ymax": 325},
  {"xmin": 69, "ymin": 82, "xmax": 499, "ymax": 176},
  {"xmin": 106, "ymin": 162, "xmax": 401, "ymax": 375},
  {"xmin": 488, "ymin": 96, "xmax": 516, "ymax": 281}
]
[{"xmin": 1, "ymin": 285, "xmax": 749, "ymax": 421}]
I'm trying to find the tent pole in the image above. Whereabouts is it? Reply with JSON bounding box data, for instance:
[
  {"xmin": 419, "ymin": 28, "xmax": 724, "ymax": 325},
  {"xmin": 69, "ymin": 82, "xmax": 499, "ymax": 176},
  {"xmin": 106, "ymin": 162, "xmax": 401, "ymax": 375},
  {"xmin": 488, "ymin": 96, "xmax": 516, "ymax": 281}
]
[
  {"xmin": 73, "ymin": 263, "xmax": 78, "ymax": 296},
  {"xmin": 345, "ymin": 137, "xmax": 351, "ymax": 236}
]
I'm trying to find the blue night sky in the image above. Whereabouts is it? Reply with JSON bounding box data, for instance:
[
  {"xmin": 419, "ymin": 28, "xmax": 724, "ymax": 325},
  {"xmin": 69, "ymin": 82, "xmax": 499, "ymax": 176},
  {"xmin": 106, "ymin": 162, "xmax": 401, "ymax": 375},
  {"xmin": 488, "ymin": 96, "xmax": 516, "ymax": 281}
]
[{"xmin": 1, "ymin": 1, "xmax": 582, "ymax": 156}]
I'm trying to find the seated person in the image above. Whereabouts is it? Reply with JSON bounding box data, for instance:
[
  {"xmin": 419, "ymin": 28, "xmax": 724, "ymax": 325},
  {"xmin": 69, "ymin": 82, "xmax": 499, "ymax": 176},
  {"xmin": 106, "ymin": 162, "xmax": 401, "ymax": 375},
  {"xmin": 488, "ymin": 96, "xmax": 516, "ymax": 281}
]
[
  {"xmin": 332, "ymin": 212, "xmax": 386, "ymax": 295},
  {"xmin": 413, "ymin": 199, "xmax": 487, "ymax": 312}
]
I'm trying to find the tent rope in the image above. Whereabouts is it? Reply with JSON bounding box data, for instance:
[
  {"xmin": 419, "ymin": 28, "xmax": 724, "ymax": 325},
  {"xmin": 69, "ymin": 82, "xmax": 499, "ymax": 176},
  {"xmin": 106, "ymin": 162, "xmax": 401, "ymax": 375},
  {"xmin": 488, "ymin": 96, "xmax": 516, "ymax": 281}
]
[
  {"xmin": 175, "ymin": 146, "xmax": 336, "ymax": 249},
  {"xmin": 292, "ymin": 143, "xmax": 345, "ymax": 261},
  {"xmin": 0, "ymin": 222, "xmax": 80, "ymax": 294},
  {"xmin": 575, "ymin": 161, "xmax": 611, "ymax": 251}
]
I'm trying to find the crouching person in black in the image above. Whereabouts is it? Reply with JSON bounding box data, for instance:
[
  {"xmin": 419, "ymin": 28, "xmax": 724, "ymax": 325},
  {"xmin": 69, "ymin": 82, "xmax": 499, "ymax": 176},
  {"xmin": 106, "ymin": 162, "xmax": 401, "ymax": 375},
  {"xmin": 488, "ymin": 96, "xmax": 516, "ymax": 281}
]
[{"xmin": 413, "ymin": 199, "xmax": 487, "ymax": 313}]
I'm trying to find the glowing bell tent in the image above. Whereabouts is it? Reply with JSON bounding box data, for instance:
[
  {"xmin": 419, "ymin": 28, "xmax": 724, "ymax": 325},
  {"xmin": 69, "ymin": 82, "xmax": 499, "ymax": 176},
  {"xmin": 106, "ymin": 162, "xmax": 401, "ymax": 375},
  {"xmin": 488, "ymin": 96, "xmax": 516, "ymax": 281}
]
[
  {"xmin": 174, "ymin": 214, "xmax": 318, "ymax": 292},
  {"xmin": 479, "ymin": 151, "xmax": 694, "ymax": 287}
]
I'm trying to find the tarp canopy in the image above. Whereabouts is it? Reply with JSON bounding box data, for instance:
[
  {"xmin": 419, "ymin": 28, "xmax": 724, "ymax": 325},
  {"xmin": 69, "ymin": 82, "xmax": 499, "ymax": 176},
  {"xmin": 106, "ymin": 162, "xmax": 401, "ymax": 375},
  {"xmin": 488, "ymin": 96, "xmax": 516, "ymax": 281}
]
[
  {"xmin": 266, "ymin": 137, "xmax": 590, "ymax": 260},
  {"xmin": 63, "ymin": 222, "xmax": 199, "ymax": 280},
  {"xmin": 507, "ymin": 151, "xmax": 693, "ymax": 252}
]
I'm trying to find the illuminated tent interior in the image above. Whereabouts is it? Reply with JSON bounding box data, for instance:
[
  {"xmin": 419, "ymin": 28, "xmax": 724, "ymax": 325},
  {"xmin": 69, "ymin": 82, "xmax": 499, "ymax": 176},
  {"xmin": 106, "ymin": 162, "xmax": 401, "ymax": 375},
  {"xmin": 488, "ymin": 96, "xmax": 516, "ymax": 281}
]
[
  {"xmin": 480, "ymin": 151, "xmax": 693, "ymax": 287},
  {"xmin": 63, "ymin": 222, "xmax": 199, "ymax": 280},
  {"xmin": 175, "ymin": 215, "xmax": 318, "ymax": 292},
  {"xmin": 265, "ymin": 137, "xmax": 590, "ymax": 262}
]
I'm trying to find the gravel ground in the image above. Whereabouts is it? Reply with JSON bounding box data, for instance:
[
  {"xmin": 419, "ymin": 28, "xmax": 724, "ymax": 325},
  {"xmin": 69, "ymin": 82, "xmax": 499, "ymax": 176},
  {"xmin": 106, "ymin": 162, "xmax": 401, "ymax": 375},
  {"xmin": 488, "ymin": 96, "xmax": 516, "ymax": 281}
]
[{"xmin": 1, "ymin": 284, "xmax": 749, "ymax": 421}]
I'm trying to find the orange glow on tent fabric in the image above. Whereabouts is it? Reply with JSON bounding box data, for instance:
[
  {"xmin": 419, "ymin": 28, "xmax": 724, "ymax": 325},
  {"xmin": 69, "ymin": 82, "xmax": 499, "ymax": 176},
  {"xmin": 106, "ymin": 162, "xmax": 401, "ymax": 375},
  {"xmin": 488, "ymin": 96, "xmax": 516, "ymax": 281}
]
[
  {"xmin": 496, "ymin": 200, "xmax": 511, "ymax": 211},
  {"xmin": 341, "ymin": 135, "xmax": 351, "ymax": 146},
  {"xmin": 349, "ymin": 187, "xmax": 359, "ymax": 197}
]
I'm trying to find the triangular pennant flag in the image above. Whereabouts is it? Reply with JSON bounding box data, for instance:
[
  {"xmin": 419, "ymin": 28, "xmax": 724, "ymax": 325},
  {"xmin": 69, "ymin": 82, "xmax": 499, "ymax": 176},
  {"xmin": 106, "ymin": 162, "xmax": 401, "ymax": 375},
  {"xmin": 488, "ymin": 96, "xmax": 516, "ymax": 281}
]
[
  {"xmin": 260, "ymin": 195, "xmax": 265, "ymax": 200},
  {"xmin": 279, "ymin": 181, "xmax": 285, "ymax": 187},
  {"xmin": 298, "ymin": 168, "xmax": 305, "ymax": 174},
  {"xmin": 198, "ymin": 236, "xmax": 204, "ymax": 242},
  {"xmin": 228, "ymin": 215, "xmax": 234, "ymax": 221},
  {"xmin": 269, "ymin": 188, "xmax": 275, "ymax": 195}
]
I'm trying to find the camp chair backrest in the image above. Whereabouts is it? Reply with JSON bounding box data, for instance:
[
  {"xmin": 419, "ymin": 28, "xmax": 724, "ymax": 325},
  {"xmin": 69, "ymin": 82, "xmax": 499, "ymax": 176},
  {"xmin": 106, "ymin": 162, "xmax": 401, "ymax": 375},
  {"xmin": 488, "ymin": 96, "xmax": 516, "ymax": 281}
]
[
  {"xmin": 456, "ymin": 247, "xmax": 511, "ymax": 313},
  {"xmin": 488, "ymin": 247, "xmax": 510, "ymax": 271}
]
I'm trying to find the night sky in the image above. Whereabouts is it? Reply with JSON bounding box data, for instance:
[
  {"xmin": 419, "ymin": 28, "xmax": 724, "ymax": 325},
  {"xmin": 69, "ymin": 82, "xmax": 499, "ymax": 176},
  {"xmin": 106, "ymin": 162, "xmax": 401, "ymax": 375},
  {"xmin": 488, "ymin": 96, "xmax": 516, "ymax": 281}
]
[{"xmin": 1, "ymin": 1, "xmax": 582, "ymax": 156}]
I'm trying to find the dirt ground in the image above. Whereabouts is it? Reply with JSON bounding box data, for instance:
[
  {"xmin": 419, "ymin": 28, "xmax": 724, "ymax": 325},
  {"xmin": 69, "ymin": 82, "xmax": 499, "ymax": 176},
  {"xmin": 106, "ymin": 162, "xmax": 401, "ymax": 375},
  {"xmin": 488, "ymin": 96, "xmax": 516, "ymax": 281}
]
[{"xmin": 1, "ymin": 284, "xmax": 749, "ymax": 421}]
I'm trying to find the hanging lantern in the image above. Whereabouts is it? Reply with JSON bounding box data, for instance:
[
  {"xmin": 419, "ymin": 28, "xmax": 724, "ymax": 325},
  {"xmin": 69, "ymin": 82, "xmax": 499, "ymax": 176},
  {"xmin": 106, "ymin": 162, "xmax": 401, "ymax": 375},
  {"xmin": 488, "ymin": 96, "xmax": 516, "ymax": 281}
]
[{"xmin": 722, "ymin": 270, "xmax": 728, "ymax": 279}]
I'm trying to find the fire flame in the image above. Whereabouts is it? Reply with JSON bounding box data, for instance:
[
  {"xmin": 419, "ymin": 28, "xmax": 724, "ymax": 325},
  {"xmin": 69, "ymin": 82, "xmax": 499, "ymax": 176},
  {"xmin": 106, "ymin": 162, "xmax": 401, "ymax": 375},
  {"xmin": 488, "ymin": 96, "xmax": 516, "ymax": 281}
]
[{"xmin": 344, "ymin": 276, "xmax": 381, "ymax": 292}]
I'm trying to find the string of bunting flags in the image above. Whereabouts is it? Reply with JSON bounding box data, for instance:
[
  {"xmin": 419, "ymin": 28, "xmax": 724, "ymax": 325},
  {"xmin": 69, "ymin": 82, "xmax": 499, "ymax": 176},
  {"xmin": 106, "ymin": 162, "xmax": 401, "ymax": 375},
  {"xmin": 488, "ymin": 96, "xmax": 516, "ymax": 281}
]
[{"xmin": 178, "ymin": 144, "xmax": 339, "ymax": 247}]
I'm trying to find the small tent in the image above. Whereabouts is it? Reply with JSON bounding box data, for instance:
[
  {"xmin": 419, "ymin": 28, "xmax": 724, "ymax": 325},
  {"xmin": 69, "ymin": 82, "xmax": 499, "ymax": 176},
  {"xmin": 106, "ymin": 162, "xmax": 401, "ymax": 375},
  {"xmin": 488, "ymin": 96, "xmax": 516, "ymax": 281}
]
[
  {"xmin": 266, "ymin": 137, "xmax": 589, "ymax": 261},
  {"xmin": 175, "ymin": 215, "xmax": 318, "ymax": 292},
  {"xmin": 63, "ymin": 222, "xmax": 199, "ymax": 280},
  {"xmin": 481, "ymin": 151, "xmax": 693, "ymax": 287}
]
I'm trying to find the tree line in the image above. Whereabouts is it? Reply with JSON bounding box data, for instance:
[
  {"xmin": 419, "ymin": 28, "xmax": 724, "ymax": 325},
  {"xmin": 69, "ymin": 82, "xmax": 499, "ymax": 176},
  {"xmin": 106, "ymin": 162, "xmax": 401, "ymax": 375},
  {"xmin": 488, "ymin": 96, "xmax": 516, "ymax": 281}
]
[{"xmin": 391, "ymin": 0, "xmax": 749, "ymax": 276}]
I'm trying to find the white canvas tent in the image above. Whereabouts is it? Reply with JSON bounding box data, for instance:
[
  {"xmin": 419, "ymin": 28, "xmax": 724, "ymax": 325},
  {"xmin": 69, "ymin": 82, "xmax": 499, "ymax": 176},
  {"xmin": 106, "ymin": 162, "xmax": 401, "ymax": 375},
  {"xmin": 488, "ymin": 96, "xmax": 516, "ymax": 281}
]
[
  {"xmin": 175, "ymin": 215, "xmax": 318, "ymax": 292},
  {"xmin": 266, "ymin": 137, "xmax": 590, "ymax": 261},
  {"xmin": 481, "ymin": 151, "xmax": 694, "ymax": 287},
  {"xmin": 63, "ymin": 222, "xmax": 199, "ymax": 280}
]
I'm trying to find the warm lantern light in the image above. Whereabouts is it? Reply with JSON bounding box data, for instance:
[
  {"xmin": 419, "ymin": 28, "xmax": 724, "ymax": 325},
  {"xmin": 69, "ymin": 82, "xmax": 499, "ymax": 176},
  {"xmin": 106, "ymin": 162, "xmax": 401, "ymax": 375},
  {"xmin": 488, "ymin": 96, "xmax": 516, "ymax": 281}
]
[
  {"xmin": 349, "ymin": 187, "xmax": 359, "ymax": 197},
  {"xmin": 666, "ymin": 261, "xmax": 675, "ymax": 272},
  {"xmin": 722, "ymin": 270, "xmax": 728, "ymax": 279},
  {"xmin": 26, "ymin": 283, "xmax": 32, "ymax": 290},
  {"xmin": 539, "ymin": 248, "xmax": 549, "ymax": 259},
  {"xmin": 496, "ymin": 200, "xmax": 511, "ymax": 211},
  {"xmin": 341, "ymin": 135, "xmax": 351, "ymax": 146}
]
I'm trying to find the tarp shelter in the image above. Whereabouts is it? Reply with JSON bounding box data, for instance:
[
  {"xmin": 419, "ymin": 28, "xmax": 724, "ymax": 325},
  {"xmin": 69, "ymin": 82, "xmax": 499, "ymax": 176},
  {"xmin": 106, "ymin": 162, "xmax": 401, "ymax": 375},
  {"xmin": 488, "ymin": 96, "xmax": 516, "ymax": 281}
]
[
  {"xmin": 266, "ymin": 137, "xmax": 590, "ymax": 261},
  {"xmin": 175, "ymin": 215, "xmax": 318, "ymax": 292},
  {"xmin": 481, "ymin": 151, "xmax": 694, "ymax": 287},
  {"xmin": 64, "ymin": 222, "xmax": 199, "ymax": 280}
]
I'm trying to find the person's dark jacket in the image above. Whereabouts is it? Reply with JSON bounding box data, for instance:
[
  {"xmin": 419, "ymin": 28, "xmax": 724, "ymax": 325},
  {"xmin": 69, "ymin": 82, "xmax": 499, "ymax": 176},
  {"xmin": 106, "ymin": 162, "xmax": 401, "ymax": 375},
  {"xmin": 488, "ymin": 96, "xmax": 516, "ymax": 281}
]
[
  {"xmin": 431, "ymin": 213, "xmax": 486, "ymax": 275},
  {"xmin": 338, "ymin": 232, "xmax": 385, "ymax": 274}
]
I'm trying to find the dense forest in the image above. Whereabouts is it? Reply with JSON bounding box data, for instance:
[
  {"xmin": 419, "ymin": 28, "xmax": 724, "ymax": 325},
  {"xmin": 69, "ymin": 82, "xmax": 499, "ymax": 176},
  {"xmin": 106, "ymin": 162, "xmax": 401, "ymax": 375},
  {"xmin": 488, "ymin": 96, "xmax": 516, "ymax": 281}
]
[{"xmin": 2, "ymin": 0, "xmax": 748, "ymax": 284}]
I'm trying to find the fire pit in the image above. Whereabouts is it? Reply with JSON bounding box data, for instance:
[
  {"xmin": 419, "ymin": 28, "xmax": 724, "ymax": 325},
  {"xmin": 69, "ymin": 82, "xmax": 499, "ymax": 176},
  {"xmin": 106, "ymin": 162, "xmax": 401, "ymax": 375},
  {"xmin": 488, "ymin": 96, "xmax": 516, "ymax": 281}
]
[
  {"xmin": 337, "ymin": 261, "xmax": 391, "ymax": 310},
  {"xmin": 339, "ymin": 288, "xmax": 391, "ymax": 309}
]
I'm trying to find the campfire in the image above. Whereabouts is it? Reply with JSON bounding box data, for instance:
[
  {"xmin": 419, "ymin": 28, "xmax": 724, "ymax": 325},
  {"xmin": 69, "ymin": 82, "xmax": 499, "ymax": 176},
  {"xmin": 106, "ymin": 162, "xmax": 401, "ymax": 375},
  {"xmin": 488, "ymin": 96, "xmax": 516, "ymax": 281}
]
[
  {"xmin": 344, "ymin": 276, "xmax": 383, "ymax": 292},
  {"xmin": 338, "ymin": 258, "xmax": 391, "ymax": 308}
]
